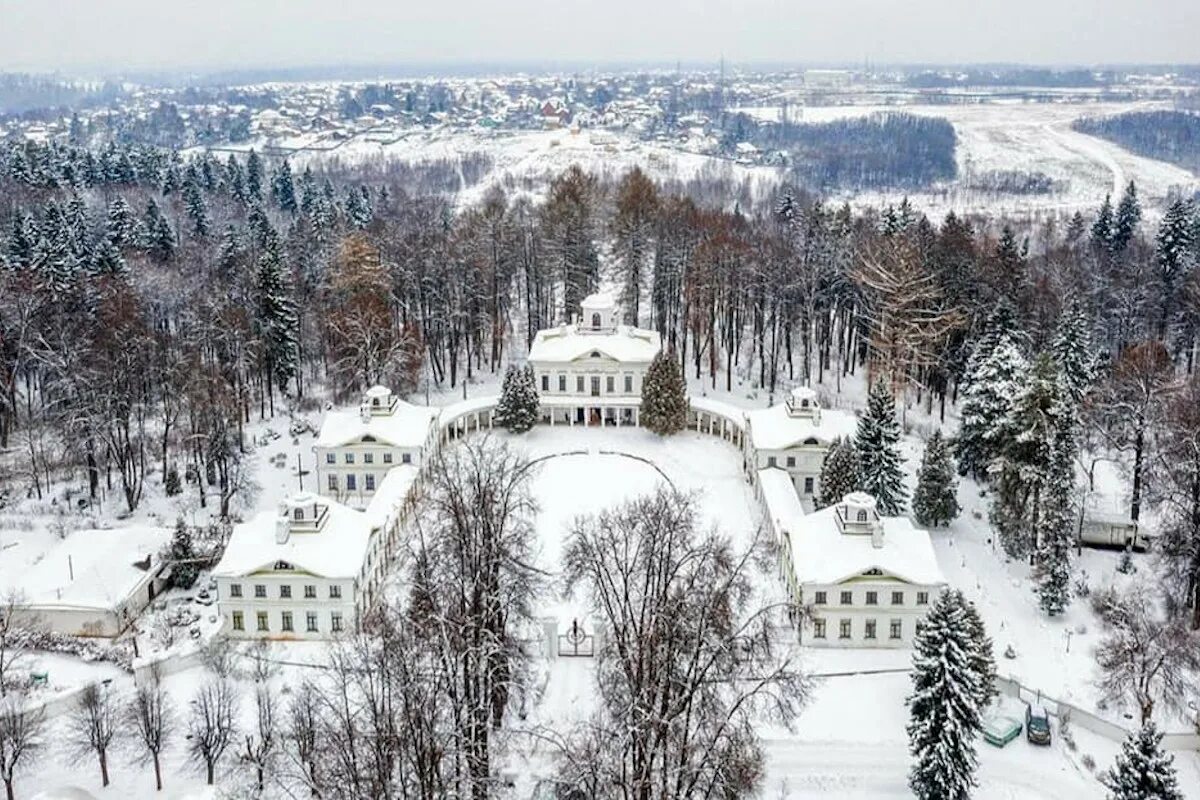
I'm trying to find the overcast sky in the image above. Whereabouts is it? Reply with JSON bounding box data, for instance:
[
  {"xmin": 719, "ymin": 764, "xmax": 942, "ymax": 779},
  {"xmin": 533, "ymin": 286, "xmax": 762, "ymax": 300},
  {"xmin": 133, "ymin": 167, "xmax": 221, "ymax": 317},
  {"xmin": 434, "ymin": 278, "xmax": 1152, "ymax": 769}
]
[{"xmin": 1, "ymin": 0, "xmax": 1196, "ymax": 74}]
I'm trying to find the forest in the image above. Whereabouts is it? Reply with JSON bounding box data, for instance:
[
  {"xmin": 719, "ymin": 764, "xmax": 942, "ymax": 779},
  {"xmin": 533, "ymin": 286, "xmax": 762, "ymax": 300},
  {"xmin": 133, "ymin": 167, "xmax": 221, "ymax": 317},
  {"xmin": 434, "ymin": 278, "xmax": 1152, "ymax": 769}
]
[
  {"xmin": 0, "ymin": 136, "xmax": 1199, "ymax": 615},
  {"xmin": 1073, "ymin": 110, "xmax": 1200, "ymax": 175}
]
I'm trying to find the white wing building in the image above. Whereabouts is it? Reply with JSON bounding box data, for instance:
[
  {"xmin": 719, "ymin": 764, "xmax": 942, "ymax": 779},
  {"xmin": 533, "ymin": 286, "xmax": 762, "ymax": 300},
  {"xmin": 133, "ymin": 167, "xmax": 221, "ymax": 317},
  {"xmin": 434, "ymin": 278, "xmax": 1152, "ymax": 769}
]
[
  {"xmin": 314, "ymin": 385, "xmax": 438, "ymax": 507},
  {"xmin": 745, "ymin": 387, "xmax": 858, "ymax": 508},
  {"xmin": 527, "ymin": 292, "xmax": 661, "ymax": 427},
  {"xmin": 759, "ymin": 480, "xmax": 946, "ymax": 648},
  {"xmin": 213, "ymin": 468, "xmax": 418, "ymax": 640}
]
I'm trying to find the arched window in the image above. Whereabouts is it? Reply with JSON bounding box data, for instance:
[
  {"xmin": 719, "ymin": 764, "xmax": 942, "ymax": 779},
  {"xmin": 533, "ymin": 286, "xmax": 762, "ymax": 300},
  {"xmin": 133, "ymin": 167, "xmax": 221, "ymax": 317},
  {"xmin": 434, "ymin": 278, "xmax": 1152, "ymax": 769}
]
[
  {"xmin": 803, "ymin": 437, "xmax": 820, "ymax": 445},
  {"xmin": 591, "ymin": 312, "xmax": 602, "ymax": 329},
  {"xmin": 372, "ymin": 397, "xmax": 380, "ymax": 406},
  {"xmin": 800, "ymin": 399, "xmax": 810, "ymax": 407},
  {"xmin": 293, "ymin": 508, "xmax": 304, "ymax": 521},
  {"xmin": 856, "ymin": 510, "xmax": 868, "ymax": 523}
]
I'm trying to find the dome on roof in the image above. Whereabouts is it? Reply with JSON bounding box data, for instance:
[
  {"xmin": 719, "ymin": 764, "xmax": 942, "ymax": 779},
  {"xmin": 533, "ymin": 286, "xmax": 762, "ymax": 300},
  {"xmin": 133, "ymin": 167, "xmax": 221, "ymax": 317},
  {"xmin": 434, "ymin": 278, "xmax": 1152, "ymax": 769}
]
[
  {"xmin": 365, "ymin": 385, "xmax": 391, "ymax": 398},
  {"xmin": 790, "ymin": 386, "xmax": 818, "ymax": 401},
  {"xmin": 843, "ymin": 491, "xmax": 876, "ymax": 509}
]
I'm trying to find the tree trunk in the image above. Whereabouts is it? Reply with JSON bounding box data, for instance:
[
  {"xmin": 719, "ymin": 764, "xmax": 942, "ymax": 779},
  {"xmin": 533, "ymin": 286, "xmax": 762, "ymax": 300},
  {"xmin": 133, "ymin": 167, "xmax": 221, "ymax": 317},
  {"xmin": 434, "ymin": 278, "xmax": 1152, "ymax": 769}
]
[
  {"xmin": 153, "ymin": 753, "xmax": 163, "ymax": 791},
  {"xmin": 206, "ymin": 761, "xmax": 214, "ymax": 785},
  {"xmin": 100, "ymin": 750, "xmax": 109, "ymax": 787}
]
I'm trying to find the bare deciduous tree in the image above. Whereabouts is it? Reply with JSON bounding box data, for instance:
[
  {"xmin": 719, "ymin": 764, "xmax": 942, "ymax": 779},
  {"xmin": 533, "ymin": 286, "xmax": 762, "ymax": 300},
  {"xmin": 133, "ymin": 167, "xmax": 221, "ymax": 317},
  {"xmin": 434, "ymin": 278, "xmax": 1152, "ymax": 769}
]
[
  {"xmin": 67, "ymin": 681, "xmax": 118, "ymax": 787},
  {"xmin": 410, "ymin": 436, "xmax": 540, "ymax": 800},
  {"xmin": 0, "ymin": 594, "xmax": 37, "ymax": 700},
  {"xmin": 187, "ymin": 679, "xmax": 239, "ymax": 785},
  {"xmin": 240, "ymin": 684, "xmax": 278, "ymax": 793},
  {"xmin": 126, "ymin": 668, "xmax": 174, "ymax": 792},
  {"xmin": 1094, "ymin": 585, "xmax": 1200, "ymax": 723},
  {"xmin": 0, "ymin": 697, "xmax": 46, "ymax": 800},
  {"xmin": 559, "ymin": 487, "xmax": 811, "ymax": 799}
]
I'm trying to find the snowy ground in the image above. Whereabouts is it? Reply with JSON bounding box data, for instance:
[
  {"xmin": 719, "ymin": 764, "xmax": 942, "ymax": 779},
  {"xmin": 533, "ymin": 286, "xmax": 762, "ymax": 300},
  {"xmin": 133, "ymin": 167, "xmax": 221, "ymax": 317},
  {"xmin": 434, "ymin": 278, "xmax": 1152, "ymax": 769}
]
[
  {"xmin": 734, "ymin": 99, "xmax": 1200, "ymax": 221},
  {"xmin": 224, "ymin": 96, "xmax": 1200, "ymax": 222},
  {"xmin": 7, "ymin": 371, "xmax": 1200, "ymax": 798}
]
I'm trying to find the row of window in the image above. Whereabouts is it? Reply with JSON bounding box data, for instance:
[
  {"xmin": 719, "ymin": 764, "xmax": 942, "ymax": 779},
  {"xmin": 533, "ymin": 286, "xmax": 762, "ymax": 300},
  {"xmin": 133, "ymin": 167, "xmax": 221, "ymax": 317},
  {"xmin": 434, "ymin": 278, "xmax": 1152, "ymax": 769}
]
[
  {"xmin": 813, "ymin": 618, "xmax": 904, "ymax": 640},
  {"xmin": 228, "ymin": 583, "xmax": 342, "ymax": 600},
  {"xmin": 327, "ymin": 473, "xmax": 378, "ymax": 492},
  {"xmin": 539, "ymin": 373, "xmax": 636, "ymax": 395},
  {"xmin": 813, "ymin": 590, "xmax": 929, "ymax": 607},
  {"xmin": 231, "ymin": 610, "xmax": 344, "ymax": 634},
  {"xmin": 325, "ymin": 451, "xmax": 413, "ymax": 466}
]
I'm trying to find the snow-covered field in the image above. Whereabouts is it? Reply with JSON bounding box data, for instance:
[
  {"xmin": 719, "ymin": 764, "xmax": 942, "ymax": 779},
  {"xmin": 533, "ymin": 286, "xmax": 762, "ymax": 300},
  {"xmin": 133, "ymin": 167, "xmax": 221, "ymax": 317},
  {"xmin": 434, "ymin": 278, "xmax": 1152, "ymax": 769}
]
[{"xmin": 253, "ymin": 98, "xmax": 1200, "ymax": 222}]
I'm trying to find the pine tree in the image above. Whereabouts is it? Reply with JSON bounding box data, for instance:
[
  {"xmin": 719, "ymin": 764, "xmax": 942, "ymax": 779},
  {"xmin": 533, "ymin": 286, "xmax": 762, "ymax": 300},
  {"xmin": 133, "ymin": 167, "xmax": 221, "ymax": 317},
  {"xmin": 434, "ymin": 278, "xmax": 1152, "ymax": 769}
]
[
  {"xmin": 169, "ymin": 516, "xmax": 199, "ymax": 589},
  {"xmin": 1154, "ymin": 199, "xmax": 1195, "ymax": 337},
  {"xmin": 254, "ymin": 235, "xmax": 300, "ymax": 399},
  {"xmin": 957, "ymin": 335, "xmax": 1027, "ymax": 481},
  {"xmin": 907, "ymin": 590, "xmax": 984, "ymax": 800},
  {"xmin": 1092, "ymin": 193, "xmax": 1114, "ymax": 251},
  {"xmin": 1035, "ymin": 439, "xmax": 1075, "ymax": 616},
  {"xmin": 640, "ymin": 349, "xmax": 688, "ymax": 435},
  {"xmin": 962, "ymin": 600, "xmax": 998, "ymax": 709},
  {"xmin": 913, "ymin": 430, "xmax": 960, "ymax": 528},
  {"xmin": 494, "ymin": 364, "xmax": 540, "ymax": 434},
  {"xmin": 991, "ymin": 353, "xmax": 1075, "ymax": 559},
  {"xmin": 106, "ymin": 197, "xmax": 135, "ymax": 248},
  {"xmin": 1111, "ymin": 180, "xmax": 1142, "ymax": 256},
  {"xmin": 165, "ymin": 465, "xmax": 182, "ymax": 497},
  {"xmin": 183, "ymin": 175, "xmax": 210, "ymax": 239},
  {"xmin": 855, "ymin": 379, "xmax": 907, "ymax": 515},
  {"xmin": 817, "ymin": 436, "xmax": 861, "ymax": 509},
  {"xmin": 1103, "ymin": 722, "xmax": 1184, "ymax": 800},
  {"xmin": 245, "ymin": 149, "xmax": 264, "ymax": 200},
  {"xmin": 1065, "ymin": 211, "xmax": 1086, "ymax": 244},
  {"xmin": 272, "ymin": 160, "xmax": 298, "ymax": 214},
  {"xmin": 1051, "ymin": 300, "xmax": 1095, "ymax": 404}
]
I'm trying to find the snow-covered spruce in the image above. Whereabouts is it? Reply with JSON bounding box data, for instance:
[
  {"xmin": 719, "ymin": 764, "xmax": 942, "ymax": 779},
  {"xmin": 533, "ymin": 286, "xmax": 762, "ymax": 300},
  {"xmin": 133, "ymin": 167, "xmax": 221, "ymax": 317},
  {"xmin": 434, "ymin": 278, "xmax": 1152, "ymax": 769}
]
[
  {"xmin": 912, "ymin": 429, "xmax": 960, "ymax": 528},
  {"xmin": 1035, "ymin": 439, "xmax": 1075, "ymax": 616},
  {"xmin": 493, "ymin": 363, "xmax": 540, "ymax": 434},
  {"xmin": 1103, "ymin": 722, "xmax": 1185, "ymax": 800},
  {"xmin": 956, "ymin": 310, "xmax": 1027, "ymax": 482},
  {"xmin": 817, "ymin": 436, "xmax": 861, "ymax": 509},
  {"xmin": 854, "ymin": 379, "xmax": 907, "ymax": 516},
  {"xmin": 640, "ymin": 348, "xmax": 687, "ymax": 435},
  {"xmin": 907, "ymin": 590, "xmax": 988, "ymax": 800}
]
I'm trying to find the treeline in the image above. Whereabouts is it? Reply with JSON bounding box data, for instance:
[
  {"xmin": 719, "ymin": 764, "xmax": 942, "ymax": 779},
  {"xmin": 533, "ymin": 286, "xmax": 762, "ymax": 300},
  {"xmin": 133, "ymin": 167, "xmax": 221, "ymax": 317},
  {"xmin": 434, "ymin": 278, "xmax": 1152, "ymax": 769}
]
[
  {"xmin": 777, "ymin": 113, "xmax": 957, "ymax": 190},
  {"xmin": 1073, "ymin": 110, "xmax": 1200, "ymax": 174},
  {"xmin": 905, "ymin": 68, "xmax": 1109, "ymax": 88},
  {"xmin": 0, "ymin": 73, "xmax": 124, "ymax": 116}
]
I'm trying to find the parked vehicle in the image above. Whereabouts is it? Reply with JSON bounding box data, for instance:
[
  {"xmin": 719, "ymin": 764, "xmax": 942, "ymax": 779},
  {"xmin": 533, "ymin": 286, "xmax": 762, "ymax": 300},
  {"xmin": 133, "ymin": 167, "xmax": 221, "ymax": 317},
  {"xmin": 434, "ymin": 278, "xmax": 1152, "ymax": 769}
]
[
  {"xmin": 1025, "ymin": 704, "xmax": 1052, "ymax": 745},
  {"xmin": 982, "ymin": 713, "xmax": 1023, "ymax": 747}
]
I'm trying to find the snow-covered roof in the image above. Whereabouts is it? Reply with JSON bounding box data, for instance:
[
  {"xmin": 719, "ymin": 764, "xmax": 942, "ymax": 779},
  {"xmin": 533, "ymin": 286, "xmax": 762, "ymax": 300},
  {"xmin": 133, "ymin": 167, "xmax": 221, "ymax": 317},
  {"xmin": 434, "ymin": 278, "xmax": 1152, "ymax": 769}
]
[
  {"xmin": 364, "ymin": 464, "xmax": 420, "ymax": 527},
  {"xmin": 528, "ymin": 324, "xmax": 661, "ymax": 364},
  {"xmin": 213, "ymin": 497, "xmax": 377, "ymax": 580},
  {"xmin": 689, "ymin": 395, "xmax": 749, "ymax": 424},
  {"xmin": 781, "ymin": 500, "xmax": 945, "ymax": 587},
  {"xmin": 758, "ymin": 468, "xmax": 806, "ymax": 541},
  {"xmin": 1, "ymin": 526, "xmax": 171, "ymax": 611},
  {"xmin": 316, "ymin": 398, "xmax": 439, "ymax": 449},
  {"xmin": 746, "ymin": 401, "xmax": 858, "ymax": 451}
]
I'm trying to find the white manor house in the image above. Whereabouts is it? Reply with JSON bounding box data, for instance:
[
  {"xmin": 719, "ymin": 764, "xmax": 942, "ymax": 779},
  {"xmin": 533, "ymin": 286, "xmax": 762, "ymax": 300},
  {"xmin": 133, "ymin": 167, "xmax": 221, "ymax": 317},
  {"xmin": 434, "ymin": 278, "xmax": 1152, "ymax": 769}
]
[{"xmin": 213, "ymin": 293, "xmax": 946, "ymax": 646}]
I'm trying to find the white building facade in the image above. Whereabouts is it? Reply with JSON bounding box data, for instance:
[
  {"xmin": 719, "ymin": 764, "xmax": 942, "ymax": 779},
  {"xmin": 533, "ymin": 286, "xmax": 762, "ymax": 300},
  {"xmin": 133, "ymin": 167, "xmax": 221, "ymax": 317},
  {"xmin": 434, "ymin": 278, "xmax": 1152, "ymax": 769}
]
[
  {"xmin": 314, "ymin": 385, "xmax": 438, "ymax": 507},
  {"xmin": 745, "ymin": 387, "xmax": 857, "ymax": 508},
  {"xmin": 761, "ymin": 486, "xmax": 946, "ymax": 648},
  {"xmin": 527, "ymin": 293, "xmax": 661, "ymax": 427},
  {"xmin": 213, "ymin": 480, "xmax": 417, "ymax": 640}
]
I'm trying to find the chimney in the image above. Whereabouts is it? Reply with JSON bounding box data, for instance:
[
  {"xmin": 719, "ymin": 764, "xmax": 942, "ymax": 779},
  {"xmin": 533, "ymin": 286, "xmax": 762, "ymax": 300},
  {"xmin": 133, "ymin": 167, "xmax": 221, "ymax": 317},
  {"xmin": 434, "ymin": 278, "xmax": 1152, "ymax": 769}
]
[
  {"xmin": 871, "ymin": 521, "xmax": 884, "ymax": 549},
  {"xmin": 275, "ymin": 517, "xmax": 290, "ymax": 545}
]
